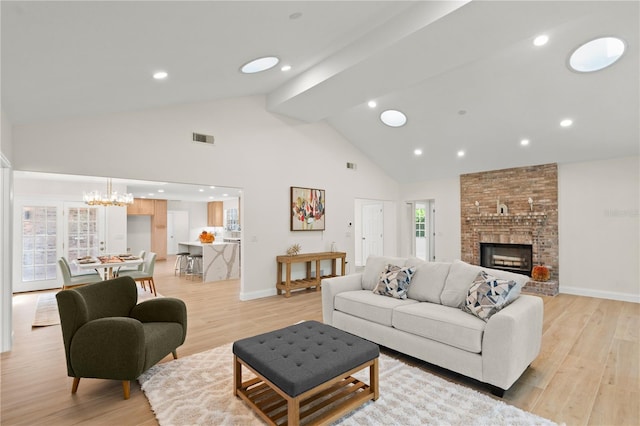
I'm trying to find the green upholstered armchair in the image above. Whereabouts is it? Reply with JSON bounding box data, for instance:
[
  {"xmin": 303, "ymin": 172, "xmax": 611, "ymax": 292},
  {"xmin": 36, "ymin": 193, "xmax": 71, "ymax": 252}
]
[{"xmin": 56, "ymin": 276, "xmax": 187, "ymax": 399}]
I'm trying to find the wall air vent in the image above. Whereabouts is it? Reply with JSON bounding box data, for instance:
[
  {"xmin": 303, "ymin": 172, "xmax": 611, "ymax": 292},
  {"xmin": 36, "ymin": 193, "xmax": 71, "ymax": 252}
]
[
  {"xmin": 346, "ymin": 162, "xmax": 357, "ymax": 170},
  {"xmin": 192, "ymin": 133, "xmax": 214, "ymax": 144}
]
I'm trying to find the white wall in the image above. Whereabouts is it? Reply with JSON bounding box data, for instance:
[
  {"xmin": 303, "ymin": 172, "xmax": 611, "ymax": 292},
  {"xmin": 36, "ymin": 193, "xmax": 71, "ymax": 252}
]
[
  {"xmin": 400, "ymin": 176, "xmax": 461, "ymax": 262},
  {"xmin": 126, "ymin": 216, "xmax": 151, "ymax": 255},
  {"xmin": 11, "ymin": 95, "xmax": 400, "ymax": 299},
  {"xmin": 1, "ymin": 108, "xmax": 13, "ymax": 352},
  {"xmin": 558, "ymin": 156, "xmax": 639, "ymax": 302}
]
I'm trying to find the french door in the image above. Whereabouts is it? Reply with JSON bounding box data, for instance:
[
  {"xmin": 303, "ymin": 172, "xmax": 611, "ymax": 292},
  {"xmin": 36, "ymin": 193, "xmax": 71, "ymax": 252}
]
[
  {"xmin": 63, "ymin": 202, "xmax": 106, "ymax": 275},
  {"xmin": 13, "ymin": 200, "xmax": 105, "ymax": 292}
]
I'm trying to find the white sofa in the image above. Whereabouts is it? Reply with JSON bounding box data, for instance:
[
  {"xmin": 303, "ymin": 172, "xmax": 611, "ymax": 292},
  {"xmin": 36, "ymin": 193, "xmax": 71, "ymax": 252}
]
[{"xmin": 322, "ymin": 257, "xmax": 543, "ymax": 395}]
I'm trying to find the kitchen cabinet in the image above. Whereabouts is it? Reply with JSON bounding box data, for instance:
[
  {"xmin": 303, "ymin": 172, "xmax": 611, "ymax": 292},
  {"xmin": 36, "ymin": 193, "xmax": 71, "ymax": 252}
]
[
  {"xmin": 207, "ymin": 201, "xmax": 223, "ymax": 227},
  {"xmin": 127, "ymin": 198, "xmax": 154, "ymax": 215},
  {"xmin": 151, "ymin": 200, "xmax": 167, "ymax": 260}
]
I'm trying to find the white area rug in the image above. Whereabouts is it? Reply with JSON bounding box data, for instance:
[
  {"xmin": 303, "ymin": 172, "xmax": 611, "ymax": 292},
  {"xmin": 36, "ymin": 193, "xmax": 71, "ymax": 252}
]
[
  {"xmin": 139, "ymin": 343, "xmax": 557, "ymax": 426},
  {"xmin": 32, "ymin": 287, "xmax": 161, "ymax": 327}
]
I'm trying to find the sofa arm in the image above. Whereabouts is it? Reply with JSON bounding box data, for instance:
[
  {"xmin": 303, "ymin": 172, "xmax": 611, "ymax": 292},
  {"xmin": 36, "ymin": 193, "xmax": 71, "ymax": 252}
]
[
  {"xmin": 130, "ymin": 298, "xmax": 187, "ymax": 344},
  {"xmin": 321, "ymin": 273, "xmax": 363, "ymax": 325},
  {"xmin": 69, "ymin": 317, "xmax": 145, "ymax": 380},
  {"xmin": 482, "ymin": 294, "xmax": 543, "ymax": 390}
]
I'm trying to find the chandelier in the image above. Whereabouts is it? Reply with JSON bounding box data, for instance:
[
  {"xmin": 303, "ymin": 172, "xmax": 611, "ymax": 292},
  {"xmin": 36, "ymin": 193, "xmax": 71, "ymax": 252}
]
[{"xmin": 83, "ymin": 178, "xmax": 133, "ymax": 207}]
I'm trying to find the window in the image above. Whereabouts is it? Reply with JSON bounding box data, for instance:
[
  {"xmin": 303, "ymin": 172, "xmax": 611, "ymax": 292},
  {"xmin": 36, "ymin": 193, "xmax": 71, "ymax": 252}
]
[
  {"xmin": 22, "ymin": 206, "xmax": 57, "ymax": 282},
  {"xmin": 415, "ymin": 207, "xmax": 426, "ymax": 238}
]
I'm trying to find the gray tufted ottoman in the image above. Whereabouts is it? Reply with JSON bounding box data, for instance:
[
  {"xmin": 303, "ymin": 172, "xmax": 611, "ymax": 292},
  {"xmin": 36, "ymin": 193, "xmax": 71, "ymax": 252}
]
[{"xmin": 233, "ymin": 320, "xmax": 379, "ymax": 425}]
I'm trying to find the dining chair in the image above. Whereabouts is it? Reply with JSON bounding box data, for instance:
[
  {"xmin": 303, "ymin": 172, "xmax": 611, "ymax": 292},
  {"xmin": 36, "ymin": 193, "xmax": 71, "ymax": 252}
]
[
  {"xmin": 115, "ymin": 250, "xmax": 146, "ymax": 276},
  {"xmin": 60, "ymin": 256, "xmax": 101, "ymax": 279},
  {"xmin": 118, "ymin": 252, "xmax": 157, "ymax": 296},
  {"xmin": 58, "ymin": 258, "xmax": 102, "ymax": 290}
]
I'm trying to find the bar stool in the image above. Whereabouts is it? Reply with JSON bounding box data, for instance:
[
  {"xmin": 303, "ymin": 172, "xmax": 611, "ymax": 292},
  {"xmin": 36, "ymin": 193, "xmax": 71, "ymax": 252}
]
[
  {"xmin": 174, "ymin": 252, "xmax": 191, "ymax": 276},
  {"xmin": 186, "ymin": 254, "xmax": 203, "ymax": 281}
]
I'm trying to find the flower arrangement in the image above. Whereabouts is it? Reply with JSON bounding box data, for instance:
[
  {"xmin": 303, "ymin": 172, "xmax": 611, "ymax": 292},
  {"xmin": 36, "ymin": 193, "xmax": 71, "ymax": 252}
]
[
  {"xmin": 532, "ymin": 264, "xmax": 550, "ymax": 282},
  {"xmin": 199, "ymin": 230, "xmax": 215, "ymax": 243}
]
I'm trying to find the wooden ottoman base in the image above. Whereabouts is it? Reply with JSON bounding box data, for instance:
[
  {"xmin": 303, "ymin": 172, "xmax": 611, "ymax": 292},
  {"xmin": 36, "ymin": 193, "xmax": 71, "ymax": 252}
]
[{"xmin": 234, "ymin": 355, "xmax": 379, "ymax": 426}]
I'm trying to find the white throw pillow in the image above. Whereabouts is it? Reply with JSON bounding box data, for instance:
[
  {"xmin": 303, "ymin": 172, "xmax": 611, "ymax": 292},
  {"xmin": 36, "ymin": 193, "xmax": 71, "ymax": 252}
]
[
  {"xmin": 405, "ymin": 258, "xmax": 451, "ymax": 303},
  {"xmin": 440, "ymin": 260, "xmax": 484, "ymax": 308}
]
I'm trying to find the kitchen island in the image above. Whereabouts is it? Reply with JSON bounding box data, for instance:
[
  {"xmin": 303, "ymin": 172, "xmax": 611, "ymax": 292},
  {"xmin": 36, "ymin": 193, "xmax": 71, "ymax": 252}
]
[{"xmin": 178, "ymin": 241, "xmax": 240, "ymax": 282}]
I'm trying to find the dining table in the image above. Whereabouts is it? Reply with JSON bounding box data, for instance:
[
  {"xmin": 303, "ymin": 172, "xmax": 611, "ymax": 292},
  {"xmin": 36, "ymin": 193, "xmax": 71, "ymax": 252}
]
[{"xmin": 73, "ymin": 255, "xmax": 143, "ymax": 280}]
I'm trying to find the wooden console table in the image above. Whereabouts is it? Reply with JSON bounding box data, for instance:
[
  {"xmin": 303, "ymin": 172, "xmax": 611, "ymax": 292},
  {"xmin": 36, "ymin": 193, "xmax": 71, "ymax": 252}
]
[{"xmin": 276, "ymin": 252, "xmax": 346, "ymax": 298}]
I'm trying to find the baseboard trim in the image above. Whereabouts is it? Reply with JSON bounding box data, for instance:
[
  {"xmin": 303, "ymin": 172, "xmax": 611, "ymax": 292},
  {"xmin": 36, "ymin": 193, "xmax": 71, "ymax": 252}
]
[
  {"xmin": 561, "ymin": 286, "xmax": 640, "ymax": 303},
  {"xmin": 239, "ymin": 288, "xmax": 277, "ymax": 301}
]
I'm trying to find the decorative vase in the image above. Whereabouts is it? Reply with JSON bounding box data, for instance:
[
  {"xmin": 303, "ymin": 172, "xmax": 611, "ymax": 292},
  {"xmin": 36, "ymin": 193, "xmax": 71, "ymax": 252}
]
[{"xmin": 532, "ymin": 265, "xmax": 550, "ymax": 282}]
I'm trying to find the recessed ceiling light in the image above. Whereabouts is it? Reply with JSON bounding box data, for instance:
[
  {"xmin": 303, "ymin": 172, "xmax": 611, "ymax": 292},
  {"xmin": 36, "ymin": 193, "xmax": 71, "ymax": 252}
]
[
  {"xmin": 223, "ymin": 193, "xmax": 229, "ymax": 197},
  {"xmin": 241, "ymin": 56, "xmax": 279, "ymax": 74},
  {"xmin": 533, "ymin": 35, "xmax": 549, "ymax": 47},
  {"xmin": 209, "ymin": 196, "xmax": 214, "ymax": 199},
  {"xmin": 198, "ymin": 189, "xmax": 204, "ymax": 192},
  {"xmin": 209, "ymin": 186, "xmax": 216, "ymax": 189},
  {"xmin": 140, "ymin": 196, "xmax": 147, "ymax": 199},
  {"xmin": 157, "ymin": 189, "xmax": 165, "ymax": 193},
  {"xmin": 414, "ymin": 149, "xmax": 423, "ymax": 156},
  {"xmin": 380, "ymin": 110, "xmax": 407, "ymax": 127},
  {"xmin": 457, "ymin": 150, "xmax": 465, "ymax": 157},
  {"xmin": 281, "ymin": 65, "xmax": 291, "ymax": 72},
  {"xmin": 520, "ymin": 139, "xmax": 530, "ymax": 146},
  {"xmin": 148, "ymin": 193, "xmax": 155, "ymax": 196},
  {"xmin": 569, "ymin": 37, "xmax": 625, "ymax": 72},
  {"xmin": 560, "ymin": 119, "xmax": 573, "ymax": 127},
  {"xmin": 153, "ymin": 71, "xmax": 168, "ymax": 80},
  {"xmin": 368, "ymin": 100, "xmax": 377, "ymax": 108}
]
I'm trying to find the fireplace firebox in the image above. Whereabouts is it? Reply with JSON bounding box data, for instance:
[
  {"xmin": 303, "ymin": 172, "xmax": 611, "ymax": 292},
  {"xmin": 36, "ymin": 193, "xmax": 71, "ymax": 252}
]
[{"xmin": 480, "ymin": 243, "xmax": 533, "ymax": 276}]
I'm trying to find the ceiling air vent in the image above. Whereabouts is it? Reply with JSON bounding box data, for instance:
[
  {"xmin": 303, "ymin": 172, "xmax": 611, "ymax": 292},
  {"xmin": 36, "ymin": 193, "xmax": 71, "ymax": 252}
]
[
  {"xmin": 192, "ymin": 132, "xmax": 214, "ymax": 145},
  {"xmin": 346, "ymin": 162, "xmax": 357, "ymax": 170}
]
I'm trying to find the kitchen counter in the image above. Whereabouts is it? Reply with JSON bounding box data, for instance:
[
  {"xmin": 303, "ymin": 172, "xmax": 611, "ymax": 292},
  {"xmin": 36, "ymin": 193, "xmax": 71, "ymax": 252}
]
[{"xmin": 178, "ymin": 241, "xmax": 239, "ymax": 282}]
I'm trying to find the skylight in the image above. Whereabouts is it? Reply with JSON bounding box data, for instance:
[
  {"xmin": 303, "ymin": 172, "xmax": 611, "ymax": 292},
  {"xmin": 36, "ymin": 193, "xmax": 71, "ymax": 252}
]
[
  {"xmin": 380, "ymin": 110, "xmax": 407, "ymax": 127},
  {"xmin": 569, "ymin": 37, "xmax": 625, "ymax": 72},
  {"xmin": 241, "ymin": 57, "xmax": 279, "ymax": 74}
]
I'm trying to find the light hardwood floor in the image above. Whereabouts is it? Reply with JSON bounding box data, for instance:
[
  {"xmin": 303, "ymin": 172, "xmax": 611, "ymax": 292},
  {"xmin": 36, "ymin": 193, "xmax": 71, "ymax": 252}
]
[{"xmin": 1, "ymin": 257, "xmax": 638, "ymax": 425}]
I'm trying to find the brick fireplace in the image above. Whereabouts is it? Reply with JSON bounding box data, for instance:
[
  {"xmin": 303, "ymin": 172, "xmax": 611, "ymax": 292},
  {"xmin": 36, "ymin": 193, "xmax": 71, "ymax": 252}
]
[{"xmin": 460, "ymin": 164, "xmax": 559, "ymax": 296}]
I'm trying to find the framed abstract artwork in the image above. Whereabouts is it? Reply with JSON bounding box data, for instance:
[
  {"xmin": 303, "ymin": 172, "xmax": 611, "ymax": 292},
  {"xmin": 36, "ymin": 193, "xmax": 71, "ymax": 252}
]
[{"xmin": 290, "ymin": 187, "xmax": 325, "ymax": 231}]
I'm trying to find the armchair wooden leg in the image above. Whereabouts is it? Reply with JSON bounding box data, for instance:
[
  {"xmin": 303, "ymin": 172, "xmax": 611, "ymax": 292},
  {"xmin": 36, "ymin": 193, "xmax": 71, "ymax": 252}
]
[
  {"xmin": 122, "ymin": 381, "xmax": 130, "ymax": 400},
  {"xmin": 172, "ymin": 350, "xmax": 178, "ymax": 359},
  {"xmin": 71, "ymin": 377, "xmax": 80, "ymax": 394}
]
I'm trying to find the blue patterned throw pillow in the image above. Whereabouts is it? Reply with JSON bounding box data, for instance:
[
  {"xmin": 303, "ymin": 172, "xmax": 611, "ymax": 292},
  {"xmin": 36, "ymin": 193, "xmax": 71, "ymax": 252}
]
[
  {"xmin": 463, "ymin": 271, "xmax": 520, "ymax": 321},
  {"xmin": 373, "ymin": 264, "xmax": 416, "ymax": 299}
]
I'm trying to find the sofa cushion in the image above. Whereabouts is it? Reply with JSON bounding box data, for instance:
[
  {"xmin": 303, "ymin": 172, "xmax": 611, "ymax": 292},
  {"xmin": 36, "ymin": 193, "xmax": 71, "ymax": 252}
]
[
  {"xmin": 361, "ymin": 256, "xmax": 407, "ymax": 290},
  {"xmin": 392, "ymin": 302, "xmax": 486, "ymax": 353},
  {"xmin": 463, "ymin": 271, "xmax": 521, "ymax": 321},
  {"xmin": 405, "ymin": 258, "xmax": 451, "ymax": 304},
  {"xmin": 334, "ymin": 290, "xmax": 418, "ymax": 327},
  {"xmin": 440, "ymin": 260, "xmax": 529, "ymax": 308},
  {"xmin": 373, "ymin": 264, "xmax": 416, "ymax": 299}
]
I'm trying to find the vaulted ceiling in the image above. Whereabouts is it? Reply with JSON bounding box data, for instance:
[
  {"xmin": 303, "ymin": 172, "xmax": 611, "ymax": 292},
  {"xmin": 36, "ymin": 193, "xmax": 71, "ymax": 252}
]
[{"xmin": 2, "ymin": 1, "xmax": 638, "ymax": 183}]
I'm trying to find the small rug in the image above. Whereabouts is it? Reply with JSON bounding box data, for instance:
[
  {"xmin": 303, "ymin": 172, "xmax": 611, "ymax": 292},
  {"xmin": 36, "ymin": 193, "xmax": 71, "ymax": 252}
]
[
  {"xmin": 139, "ymin": 342, "xmax": 557, "ymax": 426},
  {"xmin": 32, "ymin": 287, "xmax": 161, "ymax": 327}
]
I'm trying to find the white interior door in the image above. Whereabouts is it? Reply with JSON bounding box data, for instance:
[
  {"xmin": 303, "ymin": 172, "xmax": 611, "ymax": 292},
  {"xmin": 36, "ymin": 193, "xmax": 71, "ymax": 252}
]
[
  {"xmin": 167, "ymin": 210, "xmax": 189, "ymax": 255},
  {"xmin": 361, "ymin": 203, "xmax": 383, "ymax": 264}
]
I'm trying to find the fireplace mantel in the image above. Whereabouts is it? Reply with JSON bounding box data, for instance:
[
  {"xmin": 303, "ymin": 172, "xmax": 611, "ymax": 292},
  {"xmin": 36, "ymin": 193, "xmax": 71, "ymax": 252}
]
[{"xmin": 465, "ymin": 212, "xmax": 548, "ymax": 227}]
